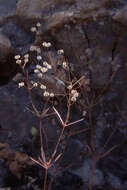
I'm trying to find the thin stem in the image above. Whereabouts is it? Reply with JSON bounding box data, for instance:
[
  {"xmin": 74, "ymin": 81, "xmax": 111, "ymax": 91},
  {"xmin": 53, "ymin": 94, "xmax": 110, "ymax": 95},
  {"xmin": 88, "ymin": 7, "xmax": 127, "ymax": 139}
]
[
  {"xmin": 65, "ymin": 97, "xmax": 71, "ymax": 125},
  {"xmin": 39, "ymin": 118, "xmax": 46, "ymax": 163},
  {"xmin": 43, "ymin": 169, "xmax": 48, "ymax": 190},
  {"xmin": 51, "ymin": 127, "xmax": 65, "ymax": 161},
  {"xmin": 88, "ymin": 109, "xmax": 95, "ymax": 152},
  {"xmin": 39, "ymin": 118, "xmax": 43, "ymax": 149},
  {"xmin": 25, "ymin": 71, "xmax": 40, "ymax": 117},
  {"xmin": 47, "ymin": 169, "xmax": 59, "ymax": 190},
  {"xmin": 89, "ymin": 158, "xmax": 97, "ymax": 190}
]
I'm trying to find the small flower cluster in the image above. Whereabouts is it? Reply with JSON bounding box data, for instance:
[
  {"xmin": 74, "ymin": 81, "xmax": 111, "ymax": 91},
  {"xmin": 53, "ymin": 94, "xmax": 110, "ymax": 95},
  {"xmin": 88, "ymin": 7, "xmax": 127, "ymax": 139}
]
[
  {"xmin": 32, "ymin": 82, "xmax": 38, "ymax": 87},
  {"xmin": 39, "ymin": 83, "xmax": 54, "ymax": 97},
  {"xmin": 14, "ymin": 55, "xmax": 22, "ymax": 65},
  {"xmin": 43, "ymin": 91, "xmax": 54, "ymax": 97},
  {"xmin": 31, "ymin": 22, "xmax": 41, "ymax": 33},
  {"xmin": 30, "ymin": 80, "xmax": 54, "ymax": 98},
  {"xmin": 34, "ymin": 62, "xmax": 52, "ymax": 78},
  {"xmin": 30, "ymin": 45, "xmax": 39, "ymax": 52},
  {"xmin": 70, "ymin": 89, "xmax": 79, "ymax": 102},
  {"xmin": 24, "ymin": 54, "xmax": 29, "ymax": 64},
  {"xmin": 62, "ymin": 61, "xmax": 68, "ymax": 69},
  {"xmin": 18, "ymin": 82, "xmax": 24, "ymax": 88},
  {"xmin": 14, "ymin": 54, "xmax": 30, "ymax": 66},
  {"xmin": 57, "ymin": 49, "xmax": 64, "ymax": 55},
  {"xmin": 42, "ymin": 42, "xmax": 51, "ymax": 48},
  {"xmin": 67, "ymin": 84, "xmax": 73, "ymax": 90}
]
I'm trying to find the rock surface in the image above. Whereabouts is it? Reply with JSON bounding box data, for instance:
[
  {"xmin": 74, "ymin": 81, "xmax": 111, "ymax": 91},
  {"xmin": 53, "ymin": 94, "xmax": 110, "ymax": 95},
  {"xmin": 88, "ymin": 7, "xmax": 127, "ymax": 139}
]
[
  {"xmin": 0, "ymin": 32, "xmax": 16, "ymax": 82},
  {"xmin": 0, "ymin": 0, "xmax": 127, "ymax": 189}
]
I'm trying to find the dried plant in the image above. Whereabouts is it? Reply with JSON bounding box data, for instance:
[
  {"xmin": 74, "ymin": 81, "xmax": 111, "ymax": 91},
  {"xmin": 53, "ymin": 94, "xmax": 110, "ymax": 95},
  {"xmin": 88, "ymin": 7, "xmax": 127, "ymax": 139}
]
[
  {"xmin": 15, "ymin": 22, "xmax": 87, "ymax": 190},
  {"xmin": 14, "ymin": 22, "xmax": 122, "ymax": 190}
]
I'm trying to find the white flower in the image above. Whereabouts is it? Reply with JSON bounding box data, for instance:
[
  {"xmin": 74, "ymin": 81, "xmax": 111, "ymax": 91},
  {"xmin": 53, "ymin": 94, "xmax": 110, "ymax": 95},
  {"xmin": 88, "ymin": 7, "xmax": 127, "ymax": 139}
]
[
  {"xmin": 67, "ymin": 85, "xmax": 72, "ymax": 90},
  {"xmin": 37, "ymin": 55, "xmax": 42, "ymax": 61},
  {"xmin": 71, "ymin": 96, "xmax": 77, "ymax": 102},
  {"xmin": 24, "ymin": 54, "xmax": 29, "ymax": 58},
  {"xmin": 43, "ymin": 91, "xmax": 49, "ymax": 97},
  {"xmin": 43, "ymin": 61, "xmax": 48, "ymax": 66},
  {"xmin": 42, "ymin": 42, "xmax": 51, "ymax": 48},
  {"xmin": 40, "ymin": 84, "xmax": 46, "ymax": 90},
  {"xmin": 30, "ymin": 45, "xmax": 37, "ymax": 51},
  {"xmin": 33, "ymin": 83, "xmax": 38, "ymax": 87},
  {"xmin": 73, "ymin": 92, "xmax": 79, "ymax": 98},
  {"xmin": 36, "ymin": 65, "xmax": 42, "ymax": 69},
  {"xmin": 15, "ymin": 55, "xmax": 21, "ymax": 60},
  {"xmin": 62, "ymin": 61, "xmax": 67, "ymax": 69},
  {"xmin": 36, "ymin": 22, "xmax": 41, "ymax": 27},
  {"xmin": 36, "ymin": 47, "xmax": 41, "ymax": 53},
  {"xmin": 47, "ymin": 64, "xmax": 52, "ymax": 69},
  {"xmin": 37, "ymin": 73, "xmax": 43, "ymax": 78},
  {"xmin": 18, "ymin": 82, "xmax": 24, "ymax": 88},
  {"xmin": 71, "ymin": 89, "xmax": 77, "ymax": 94},
  {"xmin": 57, "ymin": 49, "xmax": 64, "ymax": 55},
  {"xmin": 24, "ymin": 58, "xmax": 29, "ymax": 63},
  {"xmin": 47, "ymin": 42, "xmax": 51, "ymax": 47},
  {"xmin": 16, "ymin": 60, "xmax": 22, "ymax": 65},
  {"xmin": 41, "ymin": 67, "xmax": 48, "ymax": 73},
  {"xmin": 34, "ymin": 69, "xmax": 39, "ymax": 73},
  {"xmin": 50, "ymin": 93, "xmax": 54, "ymax": 97},
  {"xmin": 82, "ymin": 110, "xmax": 87, "ymax": 116},
  {"xmin": 31, "ymin": 27, "xmax": 37, "ymax": 32}
]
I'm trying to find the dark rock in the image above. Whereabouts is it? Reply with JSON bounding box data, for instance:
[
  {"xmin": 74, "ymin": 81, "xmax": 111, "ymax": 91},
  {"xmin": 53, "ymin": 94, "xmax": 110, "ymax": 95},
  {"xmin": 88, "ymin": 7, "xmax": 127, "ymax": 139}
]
[
  {"xmin": 113, "ymin": 5, "xmax": 127, "ymax": 25},
  {"xmin": 0, "ymin": 32, "xmax": 16, "ymax": 82},
  {"xmin": 0, "ymin": 81, "xmax": 37, "ymax": 144},
  {"xmin": 71, "ymin": 158, "xmax": 104, "ymax": 187},
  {"xmin": 0, "ymin": 0, "xmax": 17, "ymax": 23},
  {"xmin": 0, "ymin": 0, "xmax": 127, "ymax": 189}
]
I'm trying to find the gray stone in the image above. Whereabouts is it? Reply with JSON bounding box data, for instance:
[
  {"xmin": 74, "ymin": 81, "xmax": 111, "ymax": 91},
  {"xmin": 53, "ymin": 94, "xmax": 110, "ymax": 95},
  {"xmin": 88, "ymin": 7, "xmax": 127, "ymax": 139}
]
[
  {"xmin": 0, "ymin": 32, "xmax": 16, "ymax": 78},
  {"xmin": 106, "ymin": 173, "xmax": 122, "ymax": 189},
  {"xmin": 0, "ymin": 0, "xmax": 17, "ymax": 23},
  {"xmin": 113, "ymin": 5, "xmax": 127, "ymax": 25},
  {"xmin": 71, "ymin": 158, "xmax": 104, "ymax": 186},
  {"xmin": 0, "ymin": 82, "xmax": 37, "ymax": 144}
]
